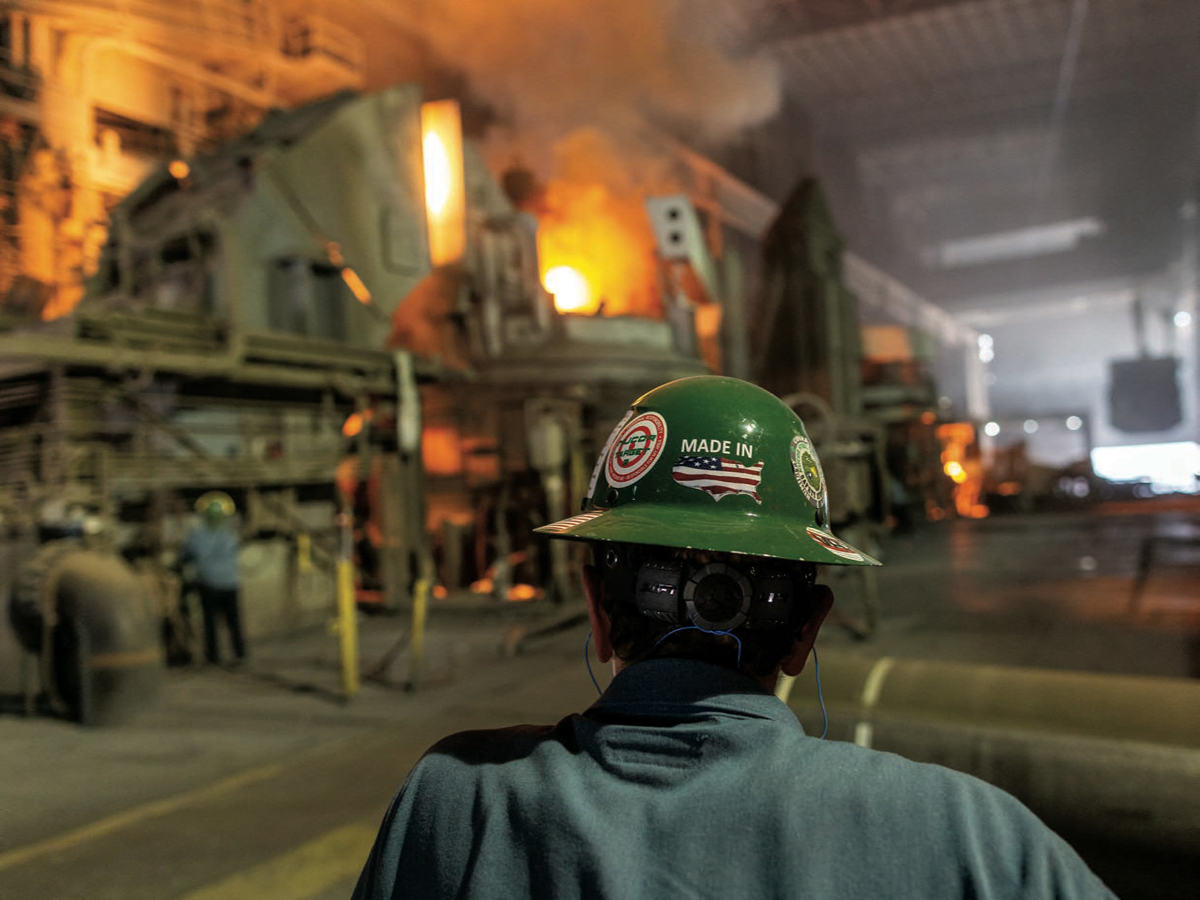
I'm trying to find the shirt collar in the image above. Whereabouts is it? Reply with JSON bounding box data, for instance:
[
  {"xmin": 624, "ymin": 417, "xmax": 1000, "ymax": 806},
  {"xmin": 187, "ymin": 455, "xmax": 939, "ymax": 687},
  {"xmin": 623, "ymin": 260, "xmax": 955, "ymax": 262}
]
[{"xmin": 586, "ymin": 658, "xmax": 804, "ymax": 731}]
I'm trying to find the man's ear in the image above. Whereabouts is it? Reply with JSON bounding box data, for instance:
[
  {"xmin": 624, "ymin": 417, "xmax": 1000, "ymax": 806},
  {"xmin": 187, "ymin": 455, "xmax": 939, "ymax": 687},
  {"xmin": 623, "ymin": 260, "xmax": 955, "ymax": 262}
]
[
  {"xmin": 780, "ymin": 584, "xmax": 834, "ymax": 677},
  {"xmin": 582, "ymin": 564, "xmax": 614, "ymax": 663}
]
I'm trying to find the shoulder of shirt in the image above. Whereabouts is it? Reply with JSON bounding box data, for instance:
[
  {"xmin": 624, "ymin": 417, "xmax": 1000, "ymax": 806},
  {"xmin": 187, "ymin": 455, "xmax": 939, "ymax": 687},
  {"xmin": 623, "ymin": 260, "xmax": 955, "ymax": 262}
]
[
  {"xmin": 416, "ymin": 720, "xmax": 566, "ymax": 770},
  {"xmin": 802, "ymin": 737, "xmax": 1051, "ymax": 826}
]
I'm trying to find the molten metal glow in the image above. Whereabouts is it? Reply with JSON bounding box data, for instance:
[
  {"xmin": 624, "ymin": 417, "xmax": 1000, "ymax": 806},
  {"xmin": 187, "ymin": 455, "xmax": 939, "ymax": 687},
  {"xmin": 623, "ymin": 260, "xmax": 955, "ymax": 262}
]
[
  {"xmin": 937, "ymin": 422, "xmax": 988, "ymax": 518},
  {"xmin": 421, "ymin": 100, "xmax": 466, "ymax": 266},
  {"xmin": 424, "ymin": 131, "xmax": 451, "ymax": 215},
  {"xmin": 341, "ymin": 267, "xmax": 372, "ymax": 304},
  {"xmin": 535, "ymin": 131, "xmax": 662, "ymax": 318},
  {"xmin": 342, "ymin": 409, "xmax": 374, "ymax": 438},
  {"xmin": 944, "ymin": 460, "xmax": 967, "ymax": 484},
  {"xmin": 422, "ymin": 425, "xmax": 464, "ymax": 476},
  {"xmin": 168, "ymin": 160, "xmax": 190, "ymax": 180},
  {"xmin": 543, "ymin": 265, "xmax": 591, "ymax": 313},
  {"xmin": 508, "ymin": 584, "xmax": 539, "ymax": 602}
]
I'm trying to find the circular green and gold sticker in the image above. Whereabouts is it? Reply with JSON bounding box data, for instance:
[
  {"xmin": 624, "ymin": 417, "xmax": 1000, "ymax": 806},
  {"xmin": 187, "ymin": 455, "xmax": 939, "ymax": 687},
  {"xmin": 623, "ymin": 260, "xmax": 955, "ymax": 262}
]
[{"xmin": 790, "ymin": 435, "xmax": 826, "ymax": 508}]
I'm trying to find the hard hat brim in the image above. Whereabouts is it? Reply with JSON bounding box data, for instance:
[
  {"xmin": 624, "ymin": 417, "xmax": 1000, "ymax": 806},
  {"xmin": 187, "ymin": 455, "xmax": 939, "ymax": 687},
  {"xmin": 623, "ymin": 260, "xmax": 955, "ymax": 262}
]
[{"xmin": 535, "ymin": 503, "xmax": 880, "ymax": 567}]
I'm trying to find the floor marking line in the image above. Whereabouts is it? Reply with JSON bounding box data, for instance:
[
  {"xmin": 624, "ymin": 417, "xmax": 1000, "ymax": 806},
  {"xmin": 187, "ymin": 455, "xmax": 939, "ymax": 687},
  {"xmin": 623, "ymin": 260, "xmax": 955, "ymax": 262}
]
[
  {"xmin": 774, "ymin": 672, "xmax": 797, "ymax": 703},
  {"xmin": 176, "ymin": 824, "xmax": 377, "ymax": 900},
  {"xmin": 0, "ymin": 762, "xmax": 285, "ymax": 873},
  {"xmin": 854, "ymin": 656, "xmax": 895, "ymax": 749}
]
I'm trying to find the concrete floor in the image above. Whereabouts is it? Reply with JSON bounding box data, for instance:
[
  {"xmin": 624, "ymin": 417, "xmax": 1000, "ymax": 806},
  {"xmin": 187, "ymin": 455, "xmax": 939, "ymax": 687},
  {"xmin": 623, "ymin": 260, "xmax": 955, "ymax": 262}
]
[{"xmin": 2, "ymin": 504, "xmax": 1198, "ymax": 900}]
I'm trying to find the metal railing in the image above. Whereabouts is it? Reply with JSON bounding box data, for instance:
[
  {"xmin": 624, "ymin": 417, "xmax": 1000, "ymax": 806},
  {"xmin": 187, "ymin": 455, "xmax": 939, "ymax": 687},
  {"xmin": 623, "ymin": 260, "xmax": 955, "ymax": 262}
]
[
  {"xmin": 281, "ymin": 16, "xmax": 365, "ymax": 75},
  {"xmin": 0, "ymin": 49, "xmax": 40, "ymax": 102},
  {"xmin": 74, "ymin": 0, "xmax": 272, "ymax": 45}
]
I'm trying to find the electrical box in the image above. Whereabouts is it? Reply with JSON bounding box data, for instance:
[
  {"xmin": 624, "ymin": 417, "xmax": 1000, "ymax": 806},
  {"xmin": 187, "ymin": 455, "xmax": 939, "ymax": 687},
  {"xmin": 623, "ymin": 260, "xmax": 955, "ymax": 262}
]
[{"xmin": 1108, "ymin": 356, "xmax": 1182, "ymax": 433}]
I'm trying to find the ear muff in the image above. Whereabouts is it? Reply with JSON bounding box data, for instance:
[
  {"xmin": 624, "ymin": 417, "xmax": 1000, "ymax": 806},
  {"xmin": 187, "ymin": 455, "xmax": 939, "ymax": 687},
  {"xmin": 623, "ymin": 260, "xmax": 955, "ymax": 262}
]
[
  {"xmin": 631, "ymin": 550, "xmax": 814, "ymax": 632},
  {"xmin": 683, "ymin": 563, "xmax": 752, "ymax": 631}
]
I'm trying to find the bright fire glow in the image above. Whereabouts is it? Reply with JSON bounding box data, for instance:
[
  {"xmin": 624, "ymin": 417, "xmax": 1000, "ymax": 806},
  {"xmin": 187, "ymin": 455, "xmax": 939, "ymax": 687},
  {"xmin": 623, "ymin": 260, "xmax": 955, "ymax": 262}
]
[
  {"xmin": 543, "ymin": 265, "xmax": 591, "ymax": 313},
  {"xmin": 168, "ymin": 159, "xmax": 190, "ymax": 180},
  {"xmin": 937, "ymin": 422, "xmax": 988, "ymax": 518},
  {"xmin": 421, "ymin": 100, "xmax": 466, "ymax": 266},
  {"xmin": 424, "ymin": 131, "xmax": 451, "ymax": 215},
  {"xmin": 342, "ymin": 409, "xmax": 374, "ymax": 438},
  {"xmin": 341, "ymin": 267, "xmax": 372, "ymax": 304},
  {"xmin": 534, "ymin": 130, "xmax": 662, "ymax": 318}
]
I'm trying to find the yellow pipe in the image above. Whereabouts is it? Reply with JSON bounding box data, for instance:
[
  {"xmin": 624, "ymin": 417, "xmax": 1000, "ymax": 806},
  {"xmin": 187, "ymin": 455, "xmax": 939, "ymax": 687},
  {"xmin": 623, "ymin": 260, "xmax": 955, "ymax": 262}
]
[
  {"xmin": 336, "ymin": 560, "xmax": 359, "ymax": 700},
  {"xmin": 408, "ymin": 578, "xmax": 429, "ymax": 690}
]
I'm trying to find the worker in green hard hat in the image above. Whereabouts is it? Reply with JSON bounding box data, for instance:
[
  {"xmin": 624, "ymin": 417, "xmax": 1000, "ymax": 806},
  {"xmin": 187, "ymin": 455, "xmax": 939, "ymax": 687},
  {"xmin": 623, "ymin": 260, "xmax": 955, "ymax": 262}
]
[
  {"xmin": 353, "ymin": 377, "xmax": 1115, "ymax": 900},
  {"xmin": 180, "ymin": 491, "xmax": 246, "ymax": 667}
]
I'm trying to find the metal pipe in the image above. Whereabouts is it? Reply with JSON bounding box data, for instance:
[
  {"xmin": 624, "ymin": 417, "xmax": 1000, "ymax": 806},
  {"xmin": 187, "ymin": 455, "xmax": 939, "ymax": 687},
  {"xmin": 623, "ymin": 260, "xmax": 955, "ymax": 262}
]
[
  {"xmin": 789, "ymin": 652, "xmax": 1200, "ymax": 748},
  {"xmin": 783, "ymin": 652, "xmax": 1200, "ymax": 852},
  {"xmin": 12, "ymin": 545, "xmax": 163, "ymax": 724}
]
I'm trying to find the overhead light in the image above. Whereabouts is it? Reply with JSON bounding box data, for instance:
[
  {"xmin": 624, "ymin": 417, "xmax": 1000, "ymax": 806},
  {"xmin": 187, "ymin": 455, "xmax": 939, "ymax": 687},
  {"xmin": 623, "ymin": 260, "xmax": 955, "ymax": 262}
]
[
  {"xmin": 1091, "ymin": 442, "xmax": 1200, "ymax": 495},
  {"xmin": 1066, "ymin": 416, "xmax": 1083, "ymax": 431},
  {"xmin": 923, "ymin": 217, "xmax": 1104, "ymax": 269},
  {"xmin": 1023, "ymin": 419, "xmax": 1038, "ymax": 434},
  {"xmin": 983, "ymin": 421, "xmax": 1000, "ymax": 437},
  {"xmin": 1175, "ymin": 311, "xmax": 1192, "ymax": 328}
]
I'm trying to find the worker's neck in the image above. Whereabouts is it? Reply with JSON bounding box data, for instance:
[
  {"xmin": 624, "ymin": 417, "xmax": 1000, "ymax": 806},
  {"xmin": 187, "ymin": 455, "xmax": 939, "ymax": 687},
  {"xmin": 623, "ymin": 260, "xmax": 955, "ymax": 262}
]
[{"xmin": 611, "ymin": 656, "xmax": 780, "ymax": 692}]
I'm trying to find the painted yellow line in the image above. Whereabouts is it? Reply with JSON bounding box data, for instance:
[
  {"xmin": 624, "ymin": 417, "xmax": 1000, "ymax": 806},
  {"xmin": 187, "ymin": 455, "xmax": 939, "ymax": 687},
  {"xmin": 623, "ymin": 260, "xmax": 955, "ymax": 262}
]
[
  {"xmin": 774, "ymin": 672, "xmax": 797, "ymax": 704},
  {"xmin": 177, "ymin": 824, "xmax": 376, "ymax": 900},
  {"xmin": 87, "ymin": 647, "xmax": 164, "ymax": 669},
  {"xmin": 854, "ymin": 656, "xmax": 896, "ymax": 749},
  {"xmin": 0, "ymin": 762, "xmax": 285, "ymax": 873}
]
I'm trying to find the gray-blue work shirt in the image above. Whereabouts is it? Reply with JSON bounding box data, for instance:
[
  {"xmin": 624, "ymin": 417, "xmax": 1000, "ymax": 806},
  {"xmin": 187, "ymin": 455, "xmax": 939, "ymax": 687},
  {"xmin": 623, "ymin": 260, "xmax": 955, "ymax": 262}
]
[
  {"xmin": 353, "ymin": 658, "xmax": 1116, "ymax": 899},
  {"xmin": 180, "ymin": 524, "xmax": 240, "ymax": 590}
]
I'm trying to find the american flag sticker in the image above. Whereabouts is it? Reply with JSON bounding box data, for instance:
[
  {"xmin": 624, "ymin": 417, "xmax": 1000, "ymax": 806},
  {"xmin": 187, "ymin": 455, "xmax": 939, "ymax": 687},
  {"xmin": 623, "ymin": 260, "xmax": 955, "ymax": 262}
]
[{"xmin": 672, "ymin": 456, "xmax": 765, "ymax": 503}]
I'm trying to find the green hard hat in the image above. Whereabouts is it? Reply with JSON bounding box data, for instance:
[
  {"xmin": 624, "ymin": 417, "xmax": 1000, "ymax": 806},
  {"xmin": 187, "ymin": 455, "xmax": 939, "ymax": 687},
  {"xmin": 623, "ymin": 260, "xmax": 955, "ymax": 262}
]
[{"xmin": 535, "ymin": 376, "xmax": 879, "ymax": 566}]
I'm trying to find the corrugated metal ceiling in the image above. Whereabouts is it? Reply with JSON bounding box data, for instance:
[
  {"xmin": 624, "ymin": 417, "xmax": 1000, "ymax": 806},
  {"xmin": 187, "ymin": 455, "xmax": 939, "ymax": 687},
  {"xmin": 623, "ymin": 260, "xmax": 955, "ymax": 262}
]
[{"xmin": 736, "ymin": 0, "xmax": 1199, "ymax": 311}]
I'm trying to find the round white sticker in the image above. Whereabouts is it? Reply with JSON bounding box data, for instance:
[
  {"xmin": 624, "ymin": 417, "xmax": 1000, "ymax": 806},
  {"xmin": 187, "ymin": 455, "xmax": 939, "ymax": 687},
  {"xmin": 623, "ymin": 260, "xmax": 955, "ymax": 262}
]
[
  {"xmin": 791, "ymin": 435, "xmax": 826, "ymax": 508},
  {"xmin": 586, "ymin": 410, "xmax": 632, "ymax": 503},
  {"xmin": 606, "ymin": 412, "xmax": 667, "ymax": 487}
]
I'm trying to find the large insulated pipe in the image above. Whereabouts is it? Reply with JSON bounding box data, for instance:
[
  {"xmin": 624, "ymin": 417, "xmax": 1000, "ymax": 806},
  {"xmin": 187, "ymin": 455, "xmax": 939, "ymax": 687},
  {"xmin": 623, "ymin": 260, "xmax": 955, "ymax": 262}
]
[
  {"xmin": 781, "ymin": 653, "xmax": 1200, "ymax": 853},
  {"xmin": 9, "ymin": 543, "xmax": 163, "ymax": 725}
]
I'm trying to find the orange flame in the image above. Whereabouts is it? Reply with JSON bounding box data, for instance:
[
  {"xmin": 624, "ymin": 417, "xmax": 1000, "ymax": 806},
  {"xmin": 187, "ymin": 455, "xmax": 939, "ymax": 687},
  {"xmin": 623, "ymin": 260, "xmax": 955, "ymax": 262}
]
[
  {"xmin": 342, "ymin": 409, "xmax": 374, "ymax": 437},
  {"xmin": 534, "ymin": 130, "xmax": 663, "ymax": 318},
  {"xmin": 543, "ymin": 265, "xmax": 591, "ymax": 313},
  {"xmin": 341, "ymin": 267, "xmax": 372, "ymax": 304}
]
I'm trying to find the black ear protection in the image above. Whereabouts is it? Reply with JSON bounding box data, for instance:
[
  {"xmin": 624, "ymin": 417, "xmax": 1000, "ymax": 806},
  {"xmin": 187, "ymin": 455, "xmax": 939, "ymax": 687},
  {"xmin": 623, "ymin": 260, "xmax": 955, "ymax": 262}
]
[{"xmin": 601, "ymin": 544, "xmax": 815, "ymax": 633}]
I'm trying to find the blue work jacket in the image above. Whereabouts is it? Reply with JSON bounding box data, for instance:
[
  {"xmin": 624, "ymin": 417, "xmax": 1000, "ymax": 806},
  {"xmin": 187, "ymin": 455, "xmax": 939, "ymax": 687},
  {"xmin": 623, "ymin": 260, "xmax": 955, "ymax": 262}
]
[
  {"xmin": 353, "ymin": 658, "xmax": 1116, "ymax": 899},
  {"xmin": 180, "ymin": 524, "xmax": 240, "ymax": 590}
]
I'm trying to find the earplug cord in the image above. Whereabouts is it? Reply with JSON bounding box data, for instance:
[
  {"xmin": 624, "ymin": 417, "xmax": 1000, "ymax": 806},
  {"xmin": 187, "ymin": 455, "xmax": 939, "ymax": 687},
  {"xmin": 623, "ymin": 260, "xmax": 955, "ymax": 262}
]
[
  {"xmin": 652, "ymin": 618, "xmax": 744, "ymax": 670},
  {"xmin": 812, "ymin": 646, "xmax": 829, "ymax": 740},
  {"xmin": 585, "ymin": 631, "xmax": 602, "ymax": 697},
  {"xmin": 589, "ymin": 630, "xmax": 829, "ymax": 740}
]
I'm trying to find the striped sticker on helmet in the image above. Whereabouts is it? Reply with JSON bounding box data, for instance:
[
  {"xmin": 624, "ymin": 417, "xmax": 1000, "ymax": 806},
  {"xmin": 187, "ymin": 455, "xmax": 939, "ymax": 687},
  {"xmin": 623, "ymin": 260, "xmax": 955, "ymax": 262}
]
[
  {"xmin": 806, "ymin": 527, "xmax": 864, "ymax": 561},
  {"xmin": 538, "ymin": 511, "xmax": 606, "ymax": 533}
]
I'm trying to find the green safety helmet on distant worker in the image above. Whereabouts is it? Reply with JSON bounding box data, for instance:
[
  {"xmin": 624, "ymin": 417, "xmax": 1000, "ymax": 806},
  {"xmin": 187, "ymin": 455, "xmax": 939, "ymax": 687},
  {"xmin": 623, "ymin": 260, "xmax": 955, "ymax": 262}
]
[
  {"xmin": 195, "ymin": 491, "xmax": 236, "ymax": 517},
  {"xmin": 535, "ymin": 376, "xmax": 880, "ymax": 567}
]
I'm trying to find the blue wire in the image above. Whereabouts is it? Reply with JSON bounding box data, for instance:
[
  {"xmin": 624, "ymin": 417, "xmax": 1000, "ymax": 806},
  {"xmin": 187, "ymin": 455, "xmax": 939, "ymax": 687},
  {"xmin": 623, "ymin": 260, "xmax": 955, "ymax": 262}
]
[
  {"xmin": 812, "ymin": 646, "xmax": 829, "ymax": 740},
  {"xmin": 652, "ymin": 619, "xmax": 743, "ymax": 670},
  {"xmin": 590, "ymin": 624, "xmax": 826, "ymax": 738},
  {"xmin": 584, "ymin": 631, "xmax": 602, "ymax": 697}
]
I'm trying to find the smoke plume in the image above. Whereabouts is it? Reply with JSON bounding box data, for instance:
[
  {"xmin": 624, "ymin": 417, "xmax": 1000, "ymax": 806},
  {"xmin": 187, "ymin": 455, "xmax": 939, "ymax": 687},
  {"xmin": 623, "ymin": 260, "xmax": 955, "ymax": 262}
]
[{"xmin": 406, "ymin": 0, "xmax": 781, "ymax": 147}]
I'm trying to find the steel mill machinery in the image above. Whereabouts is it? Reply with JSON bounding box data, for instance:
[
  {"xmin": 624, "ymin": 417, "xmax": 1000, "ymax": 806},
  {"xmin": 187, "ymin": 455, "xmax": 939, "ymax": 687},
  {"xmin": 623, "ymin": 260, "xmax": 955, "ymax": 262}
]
[{"xmin": 0, "ymin": 84, "xmax": 712, "ymax": 719}]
